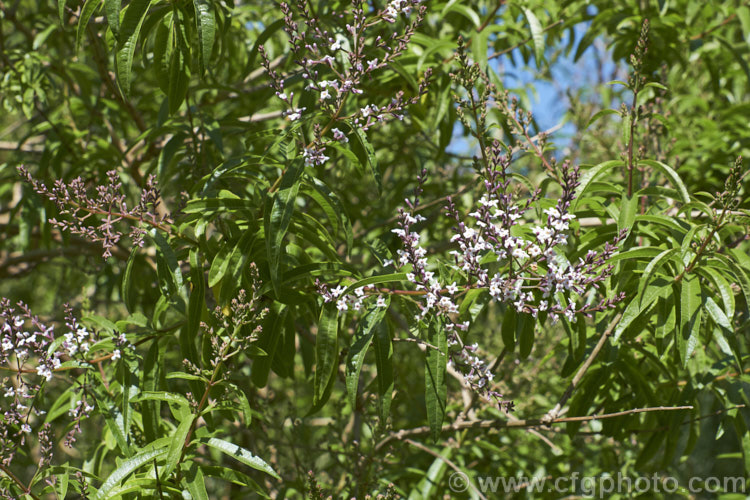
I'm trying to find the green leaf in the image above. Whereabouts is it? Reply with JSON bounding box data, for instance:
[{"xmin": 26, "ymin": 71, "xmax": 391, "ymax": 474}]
[
  {"xmin": 133, "ymin": 391, "xmax": 191, "ymax": 408},
  {"xmin": 704, "ymin": 297, "xmax": 733, "ymax": 357},
  {"xmin": 638, "ymin": 248, "xmax": 679, "ymax": 298},
  {"xmin": 265, "ymin": 161, "xmax": 303, "ymax": 294},
  {"xmin": 345, "ymin": 298, "xmax": 389, "ymax": 409},
  {"xmin": 704, "ymin": 296, "xmax": 731, "ymax": 331},
  {"xmin": 200, "ymin": 438, "xmax": 280, "ymax": 479},
  {"xmin": 373, "ymin": 320, "xmax": 393, "ymax": 425},
  {"xmin": 522, "ymin": 8, "xmax": 545, "ymax": 65},
  {"xmin": 614, "ymin": 281, "xmax": 672, "ymax": 342},
  {"xmin": 574, "ymin": 160, "xmax": 626, "ymax": 209},
  {"xmin": 314, "ymin": 303, "xmax": 339, "ymax": 407},
  {"xmin": 141, "ymin": 340, "xmax": 164, "ymax": 442},
  {"xmin": 151, "ymin": 229, "xmax": 184, "ymax": 296},
  {"xmin": 343, "ymin": 273, "xmax": 407, "ymax": 296},
  {"xmin": 607, "ymin": 246, "xmax": 663, "ymax": 264},
  {"xmin": 501, "ymin": 307, "xmax": 517, "ymax": 350},
  {"xmin": 638, "ymin": 159, "xmax": 690, "ymax": 204},
  {"xmin": 304, "ymin": 177, "xmax": 353, "ymax": 255},
  {"xmin": 105, "ymin": 0, "xmax": 121, "ymax": 36},
  {"xmin": 160, "ymin": 416, "xmax": 193, "ymax": 480},
  {"xmin": 678, "ymin": 274, "xmax": 702, "ymax": 367},
  {"xmin": 182, "ymin": 462, "xmax": 209, "ymax": 500},
  {"xmin": 58, "ymin": 0, "xmax": 66, "ymax": 23},
  {"xmin": 93, "ymin": 446, "xmax": 168, "ymax": 499},
  {"xmin": 586, "ymin": 108, "xmax": 620, "ymax": 128},
  {"xmin": 192, "ymin": 0, "xmax": 215, "ymax": 73},
  {"xmin": 76, "ymin": 0, "xmax": 100, "ymax": 54},
  {"xmin": 424, "ymin": 320, "xmax": 447, "ymax": 442},
  {"xmin": 115, "ymin": 0, "xmax": 154, "ymax": 96},
  {"xmin": 185, "ymin": 249, "xmax": 204, "ymax": 365},
  {"xmin": 618, "ymin": 193, "xmax": 638, "ymax": 233},
  {"xmin": 208, "ymin": 242, "xmax": 233, "ymax": 288},
  {"xmin": 251, "ymin": 305, "xmax": 287, "ymax": 388},
  {"xmin": 168, "ymin": 18, "xmax": 190, "ymax": 114},
  {"xmin": 442, "ymin": 0, "xmax": 480, "ymax": 28},
  {"xmin": 517, "ymin": 313, "xmax": 535, "ymax": 359},
  {"xmin": 352, "ymin": 128, "xmax": 381, "ymax": 195}
]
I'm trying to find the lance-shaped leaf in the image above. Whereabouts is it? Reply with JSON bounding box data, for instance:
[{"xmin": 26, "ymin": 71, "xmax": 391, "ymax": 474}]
[
  {"xmin": 200, "ymin": 438, "xmax": 280, "ymax": 479},
  {"xmin": 678, "ymin": 274, "xmax": 702, "ymax": 367},
  {"xmin": 373, "ymin": 320, "xmax": 393, "ymax": 425},
  {"xmin": 346, "ymin": 298, "xmax": 389, "ymax": 408},
  {"xmin": 192, "ymin": 0, "xmax": 215, "ymax": 73},
  {"xmin": 93, "ymin": 446, "xmax": 168, "ymax": 499},
  {"xmin": 424, "ymin": 320, "xmax": 447, "ymax": 442},
  {"xmin": 314, "ymin": 303, "xmax": 339, "ymax": 406},
  {"xmin": 115, "ymin": 0, "xmax": 154, "ymax": 96},
  {"xmin": 265, "ymin": 160, "xmax": 303, "ymax": 294}
]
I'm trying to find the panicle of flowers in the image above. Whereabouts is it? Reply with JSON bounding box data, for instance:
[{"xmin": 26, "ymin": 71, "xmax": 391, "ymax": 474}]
[
  {"xmin": 201, "ymin": 264, "xmax": 268, "ymax": 370},
  {"xmin": 447, "ymin": 141, "xmax": 627, "ymax": 323},
  {"xmin": 317, "ymin": 280, "xmax": 387, "ymax": 313},
  {"xmin": 392, "ymin": 169, "xmax": 513, "ymax": 410},
  {"xmin": 0, "ymin": 299, "xmax": 131, "ymax": 466},
  {"xmin": 262, "ymin": 0, "xmax": 430, "ymax": 168},
  {"xmin": 17, "ymin": 167, "xmax": 167, "ymax": 259}
]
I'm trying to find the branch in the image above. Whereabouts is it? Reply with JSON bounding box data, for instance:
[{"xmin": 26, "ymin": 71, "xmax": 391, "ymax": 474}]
[
  {"xmin": 543, "ymin": 312, "xmax": 622, "ymax": 423},
  {"xmin": 375, "ymin": 405, "xmax": 692, "ymax": 451}
]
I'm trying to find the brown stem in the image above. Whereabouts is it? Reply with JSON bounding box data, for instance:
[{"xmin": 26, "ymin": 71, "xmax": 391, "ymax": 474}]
[
  {"xmin": 375, "ymin": 405, "xmax": 693, "ymax": 451},
  {"xmin": 0, "ymin": 463, "xmax": 41, "ymax": 500},
  {"xmin": 543, "ymin": 312, "xmax": 622, "ymax": 422}
]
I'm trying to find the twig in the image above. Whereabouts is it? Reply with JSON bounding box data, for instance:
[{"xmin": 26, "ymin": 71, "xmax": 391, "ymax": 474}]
[
  {"xmin": 543, "ymin": 312, "xmax": 622, "ymax": 423},
  {"xmin": 488, "ymin": 20, "xmax": 563, "ymax": 60},
  {"xmin": 0, "ymin": 463, "xmax": 41, "ymax": 500},
  {"xmin": 375, "ymin": 405, "xmax": 692, "ymax": 451}
]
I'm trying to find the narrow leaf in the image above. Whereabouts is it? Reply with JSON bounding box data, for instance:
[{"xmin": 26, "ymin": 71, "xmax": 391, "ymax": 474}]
[
  {"xmin": 678, "ymin": 274, "xmax": 702, "ymax": 367},
  {"xmin": 192, "ymin": 0, "xmax": 215, "ymax": 73},
  {"xmin": 93, "ymin": 447, "xmax": 168, "ymax": 499},
  {"xmin": 201, "ymin": 438, "xmax": 280, "ymax": 479},
  {"xmin": 314, "ymin": 303, "xmax": 339, "ymax": 406},
  {"xmin": 345, "ymin": 298, "xmax": 389, "ymax": 409},
  {"xmin": 115, "ymin": 0, "xmax": 154, "ymax": 96},
  {"xmin": 424, "ymin": 320, "xmax": 447, "ymax": 442},
  {"xmin": 522, "ymin": 8, "xmax": 545, "ymax": 65}
]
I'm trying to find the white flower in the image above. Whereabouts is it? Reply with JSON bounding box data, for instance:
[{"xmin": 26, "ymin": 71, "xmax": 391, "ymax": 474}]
[
  {"xmin": 336, "ymin": 298, "xmax": 348, "ymax": 312},
  {"xmin": 286, "ymin": 107, "xmax": 306, "ymax": 121},
  {"xmin": 21, "ymin": 424, "xmax": 32, "ymax": 434},
  {"xmin": 332, "ymin": 128, "xmax": 348, "ymax": 142},
  {"xmin": 331, "ymin": 40, "xmax": 342, "ymax": 51},
  {"xmin": 446, "ymin": 282, "xmax": 458, "ymax": 294},
  {"xmin": 376, "ymin": 296, "xmax": 387, "ymax": 308},
  {"xmin": 36, "ymin": 364, "xmax": 53, "ymax": 381},
  {"xmin": 112, "ymin": 349, "xmax": 121, "ymax": 361}
]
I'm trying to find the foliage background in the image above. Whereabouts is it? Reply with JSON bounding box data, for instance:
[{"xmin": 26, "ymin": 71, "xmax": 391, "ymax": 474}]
[{"xmin": 0, "ymin": 0, "xmax": 749, "ymax": 498}]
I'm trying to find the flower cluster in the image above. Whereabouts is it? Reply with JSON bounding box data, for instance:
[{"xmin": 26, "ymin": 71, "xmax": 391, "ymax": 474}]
[
  {"xmin": 319, "ymin": 146, "xmax": 626, "ymax": 410},
  {"xmin": 0, "ymin": 299, "xmax": 132, "ymax": 469},
  {"xmin": 446, "ymin": 142, "xmax": 627, "ymax": 323},
  {"xmin": 17, "ymin": 167, "xmax": 166, "ymax": 259},
  {"xmin": 317, "ymin": 282, "xmax": 389, "ymax": 313},
  {"xmin": 262, "ymin": 0, "xmax": 430, "ymax": 167}
]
